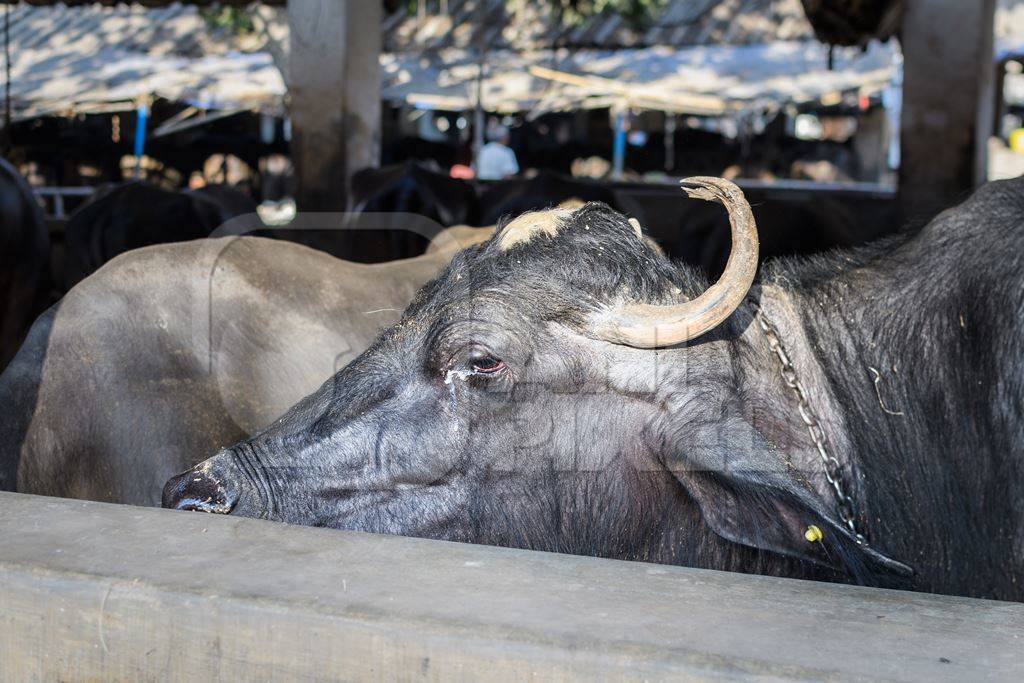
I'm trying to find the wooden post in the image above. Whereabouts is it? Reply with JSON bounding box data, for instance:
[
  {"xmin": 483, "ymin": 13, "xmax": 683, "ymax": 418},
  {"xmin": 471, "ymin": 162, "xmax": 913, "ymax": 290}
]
[
  {"xmin": 288, "ymin": 0, "xmax": 381, "ymax": 212},
  {"xmin": 899, "ymin": 0, "xmax": 996, "ymax": 223}
]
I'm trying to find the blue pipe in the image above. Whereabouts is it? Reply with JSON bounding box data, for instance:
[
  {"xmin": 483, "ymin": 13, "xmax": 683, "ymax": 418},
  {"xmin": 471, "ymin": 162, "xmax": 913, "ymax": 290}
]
[
  {"xmin": 134, "ymin": 102, "xmax": 149, "ymax": 177},
  {"xmin": 612, "ymin": 110, "xmax": 626, "ymax": 179}
]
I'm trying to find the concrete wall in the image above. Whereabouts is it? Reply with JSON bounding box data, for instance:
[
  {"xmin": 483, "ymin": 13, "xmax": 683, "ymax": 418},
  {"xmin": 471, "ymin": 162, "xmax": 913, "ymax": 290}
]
[{"xmin": 1, "ymin": 492, "xmax": 1022, "ymax": 680}]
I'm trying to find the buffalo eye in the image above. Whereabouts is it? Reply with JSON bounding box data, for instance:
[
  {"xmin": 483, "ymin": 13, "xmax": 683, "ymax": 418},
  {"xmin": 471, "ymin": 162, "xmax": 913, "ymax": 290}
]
[{"xmin": 469, "ymin": 353, "xmax": 505, "ymax": 375}]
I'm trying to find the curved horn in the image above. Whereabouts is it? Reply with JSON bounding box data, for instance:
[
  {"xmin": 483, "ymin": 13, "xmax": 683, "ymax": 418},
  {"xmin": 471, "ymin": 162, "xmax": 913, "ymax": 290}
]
[{"xmin": 589, "ymin": 176, "xmax": 758, "ymax": 348}]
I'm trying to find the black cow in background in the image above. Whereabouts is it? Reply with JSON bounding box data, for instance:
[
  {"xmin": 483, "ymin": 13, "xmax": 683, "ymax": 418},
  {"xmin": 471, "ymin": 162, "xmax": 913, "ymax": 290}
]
[
  {"xmin": 350, "ymin": 161, "xmax": 480, "ymax": 226},
  {"xmin": 478, "ymin": 170, "xmax": 635, "ymax": 226},
  {"xmin": 615, "ymin": 182, "xmax": 895, "ymax": 280},
  {"xmin": 349, "ymin": 165, "xmax": 630, "ymax": 241},
  {"xmin": 0, "ymin": 159, "xmax": 49, "ymax": 371},
  {"xmin": 673, "ymin": 195, "xmax": 866, "ymax": 278},
  {"xmin": 346, "ymin": 162, "xmax": 480, "ymax": 262},
  {"xmin": 61, "ymin": 182, "xmax": 257, "ymax": 290},
  {"xmin": 382, "ymin": 136, "xmax": 458, "ymax": 170}
]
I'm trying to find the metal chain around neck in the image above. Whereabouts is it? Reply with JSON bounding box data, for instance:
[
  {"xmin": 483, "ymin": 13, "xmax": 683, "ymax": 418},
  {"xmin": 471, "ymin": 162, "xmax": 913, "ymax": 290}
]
[{"xmin": 754, "ymin": 305, "xmax": 868, "ymax": 545}]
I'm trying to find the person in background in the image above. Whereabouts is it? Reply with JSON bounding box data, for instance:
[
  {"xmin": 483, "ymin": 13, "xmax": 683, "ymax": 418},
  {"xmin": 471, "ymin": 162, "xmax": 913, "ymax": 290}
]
[{"xmin": 475, "ymin": 125, "xmax": 519, "ymax": 180}]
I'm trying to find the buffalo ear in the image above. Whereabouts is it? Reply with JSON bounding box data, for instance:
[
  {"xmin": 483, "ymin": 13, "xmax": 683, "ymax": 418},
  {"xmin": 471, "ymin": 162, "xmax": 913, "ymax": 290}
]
[{"xmin": 661, "ymin": 413, "xmax": 912, "ymax": 581}]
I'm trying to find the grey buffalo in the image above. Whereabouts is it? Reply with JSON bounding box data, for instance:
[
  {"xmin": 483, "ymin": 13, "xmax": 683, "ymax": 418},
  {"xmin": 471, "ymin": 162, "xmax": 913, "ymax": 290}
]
[
  {"xmin": 61, "ymin": 182, "xmax": 258, "ymax": 291},
  {"xmin": 1, "ymin": 235, "xmax": 471, "ymax": 503},
  {"xmin": 166, "ymin": 176, "xmax": 1024, "ymax": 600}
]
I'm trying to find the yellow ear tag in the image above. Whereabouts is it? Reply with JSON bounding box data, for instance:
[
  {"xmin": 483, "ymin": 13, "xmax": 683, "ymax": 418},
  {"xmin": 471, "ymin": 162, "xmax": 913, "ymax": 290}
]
[{"xmin": 804, "ymin": 525, "xmax": 824, "ymax": 543}]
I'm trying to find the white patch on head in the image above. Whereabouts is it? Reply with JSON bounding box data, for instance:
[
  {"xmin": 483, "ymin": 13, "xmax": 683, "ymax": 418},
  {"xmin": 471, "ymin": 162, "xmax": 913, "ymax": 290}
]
[
  {"xmin": 497, "ymin": 206, "xmax": 578, "ymax": 250},
  {"xmin": 627, "ymin": 217, "xmax": 643, "ymax": 239}
]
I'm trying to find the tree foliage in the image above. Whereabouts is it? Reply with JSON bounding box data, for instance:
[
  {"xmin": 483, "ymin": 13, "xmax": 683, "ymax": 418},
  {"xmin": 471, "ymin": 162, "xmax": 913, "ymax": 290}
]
[{"xmin": 200, "ymin": 8, "xmax": 255, "ymax": 35}]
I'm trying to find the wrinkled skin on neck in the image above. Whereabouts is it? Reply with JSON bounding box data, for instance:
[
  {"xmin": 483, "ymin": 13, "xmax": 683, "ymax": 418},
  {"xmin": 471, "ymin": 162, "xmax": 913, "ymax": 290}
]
[{"xmin": 166, "ymin": 202, "xmax": 908, "ymax": 585}]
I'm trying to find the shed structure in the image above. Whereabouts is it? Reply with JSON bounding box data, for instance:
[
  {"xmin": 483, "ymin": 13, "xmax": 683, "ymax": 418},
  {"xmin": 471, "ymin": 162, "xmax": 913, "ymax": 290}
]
[{"xmin": 1, "ymin": 0, "xmax": 1016, "ymax": 219}]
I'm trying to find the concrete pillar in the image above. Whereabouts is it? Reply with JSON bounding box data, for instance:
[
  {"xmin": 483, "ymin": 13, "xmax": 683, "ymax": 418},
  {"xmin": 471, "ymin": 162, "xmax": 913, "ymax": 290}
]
[
  {"xmin": 288, "ymin": 0, "xmax": 381, "ymax": 212},
  {"xmin": 899, "ymin": 0, "xmax": 996, "ymax": 223}
]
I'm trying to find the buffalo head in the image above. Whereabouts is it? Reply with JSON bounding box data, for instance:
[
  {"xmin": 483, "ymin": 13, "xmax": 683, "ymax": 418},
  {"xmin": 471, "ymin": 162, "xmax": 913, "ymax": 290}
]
[{"xmin": 165, "ymin": 178, "xmax": 906, "ymax": 581}]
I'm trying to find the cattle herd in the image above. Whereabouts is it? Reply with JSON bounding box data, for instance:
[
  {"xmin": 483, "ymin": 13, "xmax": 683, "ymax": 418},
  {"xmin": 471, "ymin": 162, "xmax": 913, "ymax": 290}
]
[{"xmin": 1, "ymin": 160, "xmax": 1023, "ymax": 603}]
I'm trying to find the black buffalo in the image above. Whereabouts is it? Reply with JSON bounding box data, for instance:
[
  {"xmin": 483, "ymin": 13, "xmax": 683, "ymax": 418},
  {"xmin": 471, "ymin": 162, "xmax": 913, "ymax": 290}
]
[
  {"xmin": 350, "ymin": 162, "xmax": 480, "ymax": 227},
  {"xmin": 340, "ymin": 162, "xmax": 481, "ymax": 261},
  {"xmin": 61, "ymin": 182, "xmax": 257, "ymax": 290},
  {"xmin": 0, "ymin": 158, "xmax": 49, "ymax": 371},
  {"xmin": 165, "ymin": 176, "xmax": 1024, "ymax": 600},
  {"xmin": 478, "ymin": 170, "xmax": 631, "ymax": 226}
]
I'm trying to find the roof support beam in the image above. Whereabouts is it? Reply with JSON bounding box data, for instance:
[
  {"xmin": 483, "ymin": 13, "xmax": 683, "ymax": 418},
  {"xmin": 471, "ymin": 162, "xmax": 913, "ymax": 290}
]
[
  {"xmin": 288, "ymin": 0, "xmax": 381, "ymax": 211},
  {"xmin": 899, "ymin": 0, "xmax": 996, "ymax": 223}
]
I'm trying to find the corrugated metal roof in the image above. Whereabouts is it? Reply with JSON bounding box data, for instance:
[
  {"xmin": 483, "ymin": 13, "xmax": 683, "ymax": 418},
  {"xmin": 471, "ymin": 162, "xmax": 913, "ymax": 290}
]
[
  {"xmin": 381, "ymin": 40, "xmax": 898, "ymax": 116},
  {"xmin": 4, "ymin": 2, "xmax": 285, "ymax": 118},
  {"xmin": 1, "ymin": 2, "xmax": 256, "ymax": 59},
  {"xmin": 0, "ymin": 1, "xmax": 284, "ymax": 5},
  {"xmin": 385, "ymin": 0, "xmax": 1024, "ymax": 52},
  {"xmin": 6, "ymin": 0, "xmax": 1022, "ymax": 120},
  {"xmin": 383, "ymin": 0, "xmax": 818, "ymax": 53},
  {"xmin": 4, "ymin": 0, "xmax": 1021, "ymax": 51}
]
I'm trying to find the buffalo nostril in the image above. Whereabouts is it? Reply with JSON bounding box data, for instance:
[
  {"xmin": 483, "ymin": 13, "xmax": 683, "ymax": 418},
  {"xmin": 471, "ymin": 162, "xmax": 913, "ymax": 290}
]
[{"xmin": 162, "ymin": 468, "xmax": 239, "ymax": 514}]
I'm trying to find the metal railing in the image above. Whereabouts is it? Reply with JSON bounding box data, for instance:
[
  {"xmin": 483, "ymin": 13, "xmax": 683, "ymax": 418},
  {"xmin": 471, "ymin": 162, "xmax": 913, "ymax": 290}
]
[{"xmin": 33, "ymin": 186, "xmax": 96, "ymax": 219}]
